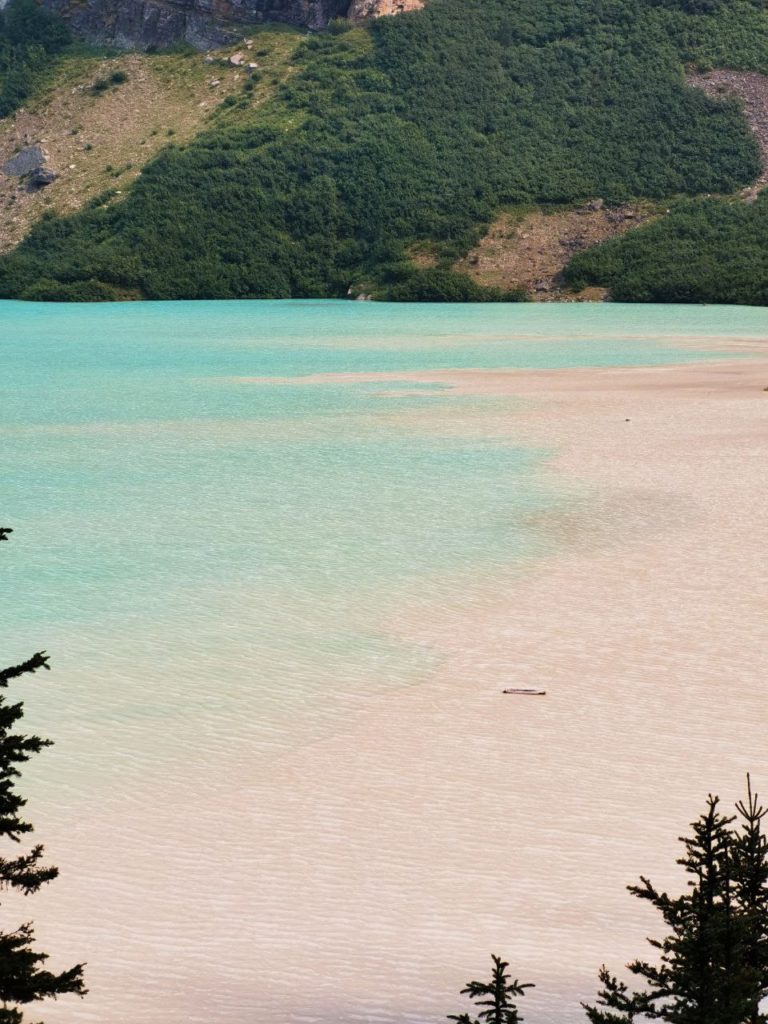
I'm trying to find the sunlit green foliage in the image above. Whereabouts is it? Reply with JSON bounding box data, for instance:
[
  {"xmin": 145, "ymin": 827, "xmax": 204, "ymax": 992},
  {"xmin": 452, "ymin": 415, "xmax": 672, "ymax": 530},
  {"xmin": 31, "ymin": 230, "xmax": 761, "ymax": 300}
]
[
  {"xmin": 374, "ymin": 267, "xmax": 526, "ymax": 302},
  {"xmin": 1, "ymin": 0, "xmax": 767, "ymax": 300}
]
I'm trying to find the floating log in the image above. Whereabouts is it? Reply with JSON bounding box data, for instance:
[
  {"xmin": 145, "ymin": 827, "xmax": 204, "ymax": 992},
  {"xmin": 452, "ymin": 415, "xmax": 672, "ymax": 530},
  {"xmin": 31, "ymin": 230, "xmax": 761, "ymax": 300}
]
[{"xmin": 502, "ymin": 688, "xmax": 546, "ymax": 696}]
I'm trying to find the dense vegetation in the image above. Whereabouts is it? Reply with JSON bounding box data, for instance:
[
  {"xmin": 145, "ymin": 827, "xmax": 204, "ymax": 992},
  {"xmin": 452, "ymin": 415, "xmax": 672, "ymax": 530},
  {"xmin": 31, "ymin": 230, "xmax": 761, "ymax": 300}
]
[
  {"xmin": 0, "ymin": 0, "xmax": 70, "ymax": 118},
  {"xmin": 565, "ymin": 194, "xmax": 768, "ymax": 303},
  {"xmin": 1, "ymin": 0, "xmax": 768, "ymax": 300}
]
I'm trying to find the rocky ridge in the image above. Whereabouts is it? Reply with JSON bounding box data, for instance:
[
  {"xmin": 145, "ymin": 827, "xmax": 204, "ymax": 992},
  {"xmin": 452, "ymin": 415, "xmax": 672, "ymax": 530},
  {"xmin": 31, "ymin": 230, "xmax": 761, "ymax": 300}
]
[
  {"xmin": 346, "ymin": 0, "xmax": 421, "ymax": 19},
  {"xmin": 40, "ymin": 0, "xmax": 420, "ymax": 50}
]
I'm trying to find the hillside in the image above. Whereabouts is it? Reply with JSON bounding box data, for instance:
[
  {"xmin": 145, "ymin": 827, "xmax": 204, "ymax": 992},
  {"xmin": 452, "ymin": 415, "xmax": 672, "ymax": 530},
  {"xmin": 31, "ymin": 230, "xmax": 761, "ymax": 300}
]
[
  {"xmin": 2, "ymin": 0, "xmax": 768, "ymax": 302},
  {"xmin": 0, "ymin": 40, "xmax": 301, "ymax": 254}
]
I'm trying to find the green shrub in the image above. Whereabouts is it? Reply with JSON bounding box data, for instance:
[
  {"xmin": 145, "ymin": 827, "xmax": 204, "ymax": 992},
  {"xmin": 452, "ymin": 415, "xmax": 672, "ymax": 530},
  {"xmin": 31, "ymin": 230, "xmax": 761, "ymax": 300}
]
[
  {"xmin": 564, "ymin": 195, "xmax": 768, "ymax": 304},
  {"xmin": 0, "ymin": 0, "xmax": 71, "ymax": 116},
  {"xmin": 85, "ymin": 189, "xmax": 118, "ymax": 209},
  {"xmin": 90, "ymin": 69, "xmax": 127, "ymax": 93},
  {"xmin": 19, "ymin": 278, "xmax": 123, "ymax": 302},
  {"xmin": 328, "ymin": 18, "xmax": 354, "ymax": 34},
  {"xmin": 377, "ymin": 267, "xmax": 526, "ymax": 302}
]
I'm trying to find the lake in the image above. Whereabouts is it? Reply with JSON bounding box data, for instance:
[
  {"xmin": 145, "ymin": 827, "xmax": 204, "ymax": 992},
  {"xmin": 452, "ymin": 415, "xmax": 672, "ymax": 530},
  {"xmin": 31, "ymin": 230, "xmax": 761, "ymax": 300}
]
[{"xmin": 1, "ymin": 300, "xmax": 766, "ymax": 1024}]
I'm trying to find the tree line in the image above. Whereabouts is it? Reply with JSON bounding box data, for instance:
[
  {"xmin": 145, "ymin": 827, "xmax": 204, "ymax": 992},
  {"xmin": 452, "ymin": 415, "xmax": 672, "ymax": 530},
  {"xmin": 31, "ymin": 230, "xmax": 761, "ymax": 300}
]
[
  {"xmin": 564, "ymin": 195, "xmax": 768, "ymax": 304},
  {"xmin": 0, "ymin": 527, "xmax": 85, "ymax": 1024}
]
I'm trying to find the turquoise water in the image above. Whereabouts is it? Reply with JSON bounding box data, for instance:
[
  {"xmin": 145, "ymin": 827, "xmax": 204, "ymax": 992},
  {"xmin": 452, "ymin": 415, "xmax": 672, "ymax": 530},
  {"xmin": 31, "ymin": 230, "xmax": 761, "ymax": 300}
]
[
  {"xmin": 0, "ymin": 300, "xmax": 764, "ymax": 1024},
  {"xmin": 5, "ymin": 300, "xmax": 747, "ymax": 634},
  {"xmin": 1, "ymin": 301, "xmax": 747, "ymax": 722}
]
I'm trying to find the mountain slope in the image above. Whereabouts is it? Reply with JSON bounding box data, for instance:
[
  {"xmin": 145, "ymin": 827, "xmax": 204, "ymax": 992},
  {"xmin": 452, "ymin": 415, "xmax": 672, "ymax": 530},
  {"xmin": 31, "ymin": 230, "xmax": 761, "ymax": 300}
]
[
  {"xmin": 1, "ymin": 0, "xmax": 768, "ymax": 301},
  {"xmin": 0, "ymin": 39, "xmax": 300, "ymax": 254},
  {"xmin": 562, "ymin": 68, "xmax": 768, "ymax": 302}
]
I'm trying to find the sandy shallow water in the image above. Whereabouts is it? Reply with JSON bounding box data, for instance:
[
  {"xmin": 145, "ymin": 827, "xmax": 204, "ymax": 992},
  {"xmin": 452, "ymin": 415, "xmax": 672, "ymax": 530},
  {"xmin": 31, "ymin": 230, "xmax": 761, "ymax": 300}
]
[
  {"xmin": 4, "ymin": 307, "xmax": 764, "ymax": 1024},
  {"xmin": 216, "ymin": 355, "xmax": 768, "ymax": 1024}
]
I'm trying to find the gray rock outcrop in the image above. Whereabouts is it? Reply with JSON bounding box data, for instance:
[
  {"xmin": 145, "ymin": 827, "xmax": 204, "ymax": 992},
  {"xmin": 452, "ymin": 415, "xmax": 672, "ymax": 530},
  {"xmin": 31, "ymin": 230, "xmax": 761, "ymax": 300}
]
[
  {"xmin": 40, "ymin": 0, "xmax": 352, "ymax": 50},
  {"xmin": 2, "ymin": 145, "xmax": 48, "ymax": 177}
]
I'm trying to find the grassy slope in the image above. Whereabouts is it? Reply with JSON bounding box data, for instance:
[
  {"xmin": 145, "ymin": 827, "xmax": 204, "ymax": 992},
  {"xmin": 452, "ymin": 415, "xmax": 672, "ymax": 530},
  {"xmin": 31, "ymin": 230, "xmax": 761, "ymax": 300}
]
[
  {"xmin": 0, "ymin": 37, "xmax": 301, "ymax": 255},
  {"xmin": 1, "ymin": 0, "xmax": 768, "ymax": 301}
]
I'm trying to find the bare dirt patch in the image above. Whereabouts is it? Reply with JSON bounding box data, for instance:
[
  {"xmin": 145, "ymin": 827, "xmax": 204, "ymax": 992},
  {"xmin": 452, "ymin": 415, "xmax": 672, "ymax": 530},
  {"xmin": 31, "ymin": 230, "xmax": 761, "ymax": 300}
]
[
  {"xmin": 687, "ymin": 69, "xmax": 768, "ymax": 201},
  {"xmin": 348, "ymin": 0, "xmax": 423, "ymax": 16},
  {"xmin": 454, "ymin": 202, "xmax": 657, "ymax": 301},
  {"xmin": 0, "ymin": 36, "xmax": 299, "ymax": 253}
]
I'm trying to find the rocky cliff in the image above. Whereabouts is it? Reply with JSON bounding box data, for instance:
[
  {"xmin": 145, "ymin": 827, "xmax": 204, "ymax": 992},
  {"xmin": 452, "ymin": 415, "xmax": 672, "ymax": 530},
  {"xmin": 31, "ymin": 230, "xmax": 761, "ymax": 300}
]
[
  {"xmin": 41, "ymin": 0, "xmax": 345, "ymax": 48},
  {"xmin": 40, "ymin": 0, "xmax": 418, "ymax": 49}
]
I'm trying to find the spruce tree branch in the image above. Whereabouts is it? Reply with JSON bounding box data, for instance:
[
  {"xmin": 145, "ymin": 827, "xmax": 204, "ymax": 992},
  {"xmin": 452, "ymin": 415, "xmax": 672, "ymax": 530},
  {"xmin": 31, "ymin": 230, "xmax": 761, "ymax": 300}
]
[
  {"xmin": 0, "ymin": 655, "xmax": 50, "ymax": 688},
  {"xmin": 0, "ymin": 846, "xmax": 58, "ymax": 894}
]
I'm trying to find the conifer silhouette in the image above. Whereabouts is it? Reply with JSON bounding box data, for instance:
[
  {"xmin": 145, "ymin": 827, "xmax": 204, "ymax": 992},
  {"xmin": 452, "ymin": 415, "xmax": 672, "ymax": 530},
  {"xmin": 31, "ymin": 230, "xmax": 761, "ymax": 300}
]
[
  {"xmin": 0, "ymin": 527, "xmax": 86, "ymax": 1023},
  {"xmin": 449, "ymin": 954, "xmax": 533, "ymax": 1024},
  {"xmin": 731, "ymin": 776, "xmax": 768, "ymax": 1024},
  {"xmin": 583, "ymin": 781, "xmax": 768, "ymax": 1024}
]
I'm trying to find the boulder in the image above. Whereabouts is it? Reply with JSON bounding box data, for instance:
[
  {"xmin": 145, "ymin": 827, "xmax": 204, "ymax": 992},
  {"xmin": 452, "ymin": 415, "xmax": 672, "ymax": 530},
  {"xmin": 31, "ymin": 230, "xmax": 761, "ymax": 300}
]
[
  {"xmin": 26, "ymin": 167, "xmax": 57, "ymax": 191},
  {"xmin": 2, "ymin": 145, "xmax": 47, "ymax": 177}
]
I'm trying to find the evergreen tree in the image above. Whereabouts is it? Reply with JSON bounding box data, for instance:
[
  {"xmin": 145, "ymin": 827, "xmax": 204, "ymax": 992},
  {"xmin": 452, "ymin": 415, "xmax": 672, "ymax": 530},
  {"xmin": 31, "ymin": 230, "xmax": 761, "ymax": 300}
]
[
  {"xmin": 731, "ymin": 777, "xmax": 768, "ymax": 1023},
  {"xmin": 0, "ymin": 527, "xmax": 86, "ymax": 1023},
  {"xmin": 583, "ymin": 966, "xmax": 651, "ymax": 1024},
  {"xmin": 449, "ymin": 954, "xmax": 534, "ymax": 1024},
  {"xmin": 627, "ymin": 795, "xmax": 740, "ymax": 1024},
  {"xmin": 583, "ymin": 782, "xmax": 768, "ymax": 1024}
]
